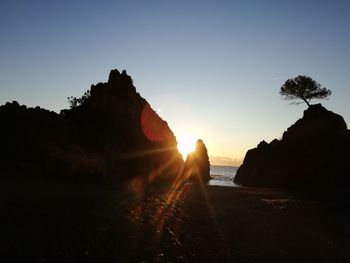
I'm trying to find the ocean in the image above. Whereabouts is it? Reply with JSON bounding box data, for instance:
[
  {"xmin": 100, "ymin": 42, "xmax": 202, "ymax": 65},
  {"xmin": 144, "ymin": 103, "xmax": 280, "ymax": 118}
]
[{"xmin": 209, "ymin": 165, "xmax": 239, "ymax": 187}]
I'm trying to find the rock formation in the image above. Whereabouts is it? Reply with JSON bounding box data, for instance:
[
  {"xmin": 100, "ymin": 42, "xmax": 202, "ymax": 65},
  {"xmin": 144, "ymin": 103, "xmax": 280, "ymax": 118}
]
[
  {"xmin": 234, "ymin": 104, "xmax": 350, "ymax": 194},
  {"xmin": 184, "ymin": 139, "xmax": 211, "ymax": 183},
  {"xmin": 0, "ymin": 70, "xmax": 183, "ymax": 185}
]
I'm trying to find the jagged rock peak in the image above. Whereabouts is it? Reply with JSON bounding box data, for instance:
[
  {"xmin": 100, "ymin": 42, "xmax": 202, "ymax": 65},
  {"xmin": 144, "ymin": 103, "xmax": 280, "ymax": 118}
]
[
  {"xmin": 108, "ymin": 69, "xmax": 121, "ymax": 83},
  {"xmin": 91, "ymin": 69, "xmax": 136, "ymax": 97},
  {"xmin": 108, "ymin": 69, "xmax": 133, "ymax": 86}
]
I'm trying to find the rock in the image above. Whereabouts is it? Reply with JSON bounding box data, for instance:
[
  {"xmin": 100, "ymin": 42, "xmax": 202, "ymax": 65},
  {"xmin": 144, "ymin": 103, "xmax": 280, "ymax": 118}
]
[
  {"xmin": 184, "ymin": 139, "xmax": 211, "ymax": 183},
  {"xmin": 282, "ymin": 104, "xmax": 347, "ymax": 141},
  {"xmin": 234, "ymin": 104, "xmax": 350, "ymax": 195},
  {"xmin": 0, "ymin": 69, "xmax": 183, "ymax": 185},
  {"xmin": 65, "ymin": 69, "xmax": 183, "ymax": 182}
]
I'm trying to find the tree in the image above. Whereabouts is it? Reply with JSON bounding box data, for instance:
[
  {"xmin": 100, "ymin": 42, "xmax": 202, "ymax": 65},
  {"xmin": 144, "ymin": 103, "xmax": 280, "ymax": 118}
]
[
  {"xmin": 280, "ymin": 75, "xmax": 331, "ymax": 107},
  {"xmin": 67, "ymin": 90, "xmax": 90, "ymax": 108}
]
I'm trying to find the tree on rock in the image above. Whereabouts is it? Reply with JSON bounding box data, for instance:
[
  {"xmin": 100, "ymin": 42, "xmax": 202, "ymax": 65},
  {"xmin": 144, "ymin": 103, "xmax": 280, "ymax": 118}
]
[
  {"xmin": 67, "ymin": 90, "xmax": 90, "ymax": 108},
  {"xmin": 280, "ymin": 75, "xmax": 331, "ymax": 107},
  {"xmin": 184, "ymin": 139, "xmax": 211, "ymax": 183}
]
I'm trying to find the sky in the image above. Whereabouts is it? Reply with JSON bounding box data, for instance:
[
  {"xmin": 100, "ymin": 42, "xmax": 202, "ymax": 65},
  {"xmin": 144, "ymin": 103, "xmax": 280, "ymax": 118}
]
[{"xmin": 1, "ymin": 0, "xmax": 350, "ymax": 165}]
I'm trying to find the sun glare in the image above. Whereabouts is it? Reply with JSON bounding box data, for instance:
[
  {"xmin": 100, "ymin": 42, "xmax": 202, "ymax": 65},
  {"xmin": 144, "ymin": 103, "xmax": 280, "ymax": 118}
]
[{"xmin": 177, "ymin": 134, "xmax": 197, "ymax": 159}]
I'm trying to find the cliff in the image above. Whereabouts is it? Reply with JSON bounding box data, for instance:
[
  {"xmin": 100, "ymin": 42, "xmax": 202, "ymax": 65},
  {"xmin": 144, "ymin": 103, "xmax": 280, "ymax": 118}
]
[
  {"xmin": 234, "ymin": 104, "xmax": 350, "ymax": 194},
  {"xmin": 0, "ymin": 70, "xmax": 183, "ymax": 185}
]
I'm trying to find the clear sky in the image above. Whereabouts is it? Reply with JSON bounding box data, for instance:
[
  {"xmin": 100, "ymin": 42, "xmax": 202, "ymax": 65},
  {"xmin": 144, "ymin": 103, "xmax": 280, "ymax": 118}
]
[{"xmin": 1, "ymin": 0, "xmax": 350, "ymax": 165}]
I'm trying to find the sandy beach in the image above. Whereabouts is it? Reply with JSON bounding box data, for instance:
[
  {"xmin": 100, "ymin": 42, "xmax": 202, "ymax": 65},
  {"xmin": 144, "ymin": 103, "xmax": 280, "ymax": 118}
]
[{"xmin": 1, "ymin": 183, "xmax": 349, "ymax": 262}]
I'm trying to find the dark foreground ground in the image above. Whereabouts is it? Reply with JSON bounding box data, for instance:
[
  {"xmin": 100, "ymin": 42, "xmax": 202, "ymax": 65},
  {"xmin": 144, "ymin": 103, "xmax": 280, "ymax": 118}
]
[{"xmin": 1, "ymin": 181, "xmax": 350, "ymax": 263}]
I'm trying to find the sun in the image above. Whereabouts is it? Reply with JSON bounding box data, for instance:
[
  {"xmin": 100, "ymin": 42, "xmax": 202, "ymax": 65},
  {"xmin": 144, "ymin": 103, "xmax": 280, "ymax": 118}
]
[{"xmin": 177, "ymin": 134, "xmax": 197, "ymax": 159}]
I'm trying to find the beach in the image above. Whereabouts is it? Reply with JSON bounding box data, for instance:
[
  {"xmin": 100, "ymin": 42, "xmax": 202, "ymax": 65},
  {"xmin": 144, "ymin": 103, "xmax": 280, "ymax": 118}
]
[{"xmin": 1, "ymin": 182, "xmax": 349, "ymax": 262}]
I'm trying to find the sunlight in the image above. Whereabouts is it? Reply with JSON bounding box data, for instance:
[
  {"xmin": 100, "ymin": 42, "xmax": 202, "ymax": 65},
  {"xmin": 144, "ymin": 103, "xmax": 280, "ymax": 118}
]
[{"xmin": 177, "ymin": 134, "xmax": 197, "ymax": 159}]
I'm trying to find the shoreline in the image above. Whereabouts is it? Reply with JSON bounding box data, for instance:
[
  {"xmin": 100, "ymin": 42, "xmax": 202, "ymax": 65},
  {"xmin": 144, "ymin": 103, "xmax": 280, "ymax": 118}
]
[{"xmin": 1, "ymin": 182, "xmax": 349, "ymax": 262}]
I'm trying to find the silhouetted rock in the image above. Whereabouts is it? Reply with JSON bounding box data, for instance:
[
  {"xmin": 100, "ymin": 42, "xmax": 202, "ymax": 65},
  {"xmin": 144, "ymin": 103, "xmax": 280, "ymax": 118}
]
[
  {"xmin": 184, "ymin": 139, "xmax": 211, "ymax": 183},
  {"xmin": 235, "ymin": 104, "xmax": 350, "ymax": 195},
  {"xmin": 283, "ymin": 104, "xmax": 347, "ymax": 141},
  {"xmin": 0, "ymin": 70, "xmax": 183, "ymax": 185},
  {"xmin": 0, "ymin": 101, "xmax": 80, "ymax": 180}
]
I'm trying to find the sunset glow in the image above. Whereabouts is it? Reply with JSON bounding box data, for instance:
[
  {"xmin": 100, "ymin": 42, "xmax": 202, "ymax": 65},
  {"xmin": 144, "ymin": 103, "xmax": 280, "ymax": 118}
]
[
  {"xmin": 1, "ymin": 2, "xmax": 349, "ymax": 162},
  {"xmin": 177, "ymin": 134, "xmax": 197, "ymax": 159}
]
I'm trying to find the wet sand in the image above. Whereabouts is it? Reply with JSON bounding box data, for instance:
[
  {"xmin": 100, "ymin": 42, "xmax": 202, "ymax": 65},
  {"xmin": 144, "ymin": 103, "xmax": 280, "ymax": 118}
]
[{"xmin": 1, "ymin": 182, "xmax": 349, "ymax": 262}]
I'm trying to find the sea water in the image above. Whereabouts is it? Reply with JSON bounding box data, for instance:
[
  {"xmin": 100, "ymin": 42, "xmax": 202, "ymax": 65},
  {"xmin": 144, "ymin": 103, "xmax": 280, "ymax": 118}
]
[{"xmin": 209, "ymin": 165, "xmax": 239, "ymax": 187}]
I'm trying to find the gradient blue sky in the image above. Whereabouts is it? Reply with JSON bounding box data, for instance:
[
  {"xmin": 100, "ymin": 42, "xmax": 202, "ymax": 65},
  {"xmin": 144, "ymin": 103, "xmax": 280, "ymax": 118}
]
[{"xmin": 1, "ymin": 0, "xmax": 350, "ymax": 164}]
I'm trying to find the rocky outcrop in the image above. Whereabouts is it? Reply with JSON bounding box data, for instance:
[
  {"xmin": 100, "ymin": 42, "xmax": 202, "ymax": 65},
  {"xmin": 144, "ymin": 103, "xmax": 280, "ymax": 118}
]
[
  {"xmin": 234, "ymin": 104, "xmax": 350, "ymax": 194},
  {"xmin": 0, "ymin": 101, "xmax": 81, "ymax": 180},
  {"xmin": 184, "ymin": 139, "xmax": 211, "ymax": 183},
  {"xmin": 282, "ymin": 104, "xmax": 347, "ymax": 141},
  {"xmin": 0, "ymin": 70, "xmax": 183, "ymax": 184}
]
